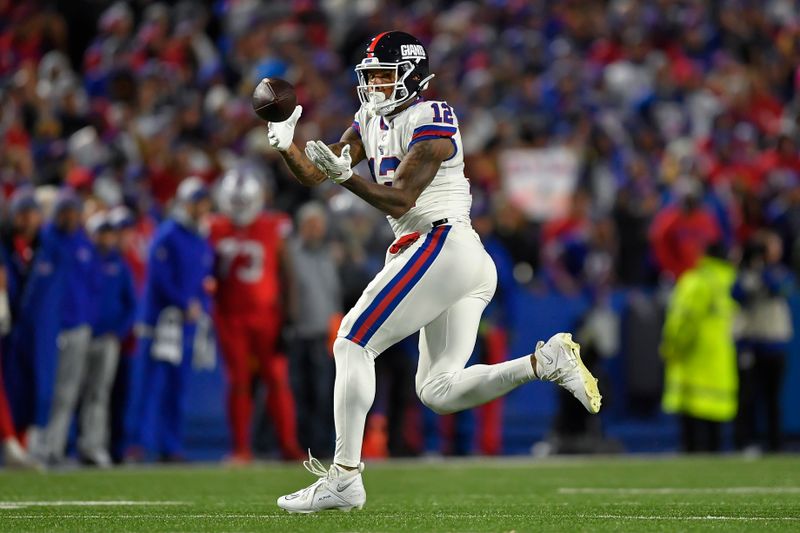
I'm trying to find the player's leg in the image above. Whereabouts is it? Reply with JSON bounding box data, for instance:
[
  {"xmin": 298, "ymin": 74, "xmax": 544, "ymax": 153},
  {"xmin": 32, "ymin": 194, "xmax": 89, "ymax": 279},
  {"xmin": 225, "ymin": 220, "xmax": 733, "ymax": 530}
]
[
  {"xmin": 411, "ymin": 229, "xmax": 600, "ymax": 415},
  {"xmin": 45, "ymin": 325, "xmax": 92, "ymax": 463},
  {"xmin": 277, "ymin": 227, "xmax": 455, "ymax": 513},
  {"xmin": 278, "ymin": 225, "xmax": 493, "ymax": 515},
  {"xmin": 303, "ymin": 336, "xmax": 335, "ymax": 455},
  {"xmin": 254, "ymin": 314, "xmax": 303, "ymax": 460},
  {"xmin": 215, "ymin": 315, "xmax": 253, "ymax": 460},
  {"xmin": 415, "ymin": 296, "xmax": 536, "ymax": 415},
  {"xmin": 78, "ymin": 335, "xmax": 119, "ymax": 467},
  {"xmin": 327, "ymin": 226, "xmax": 476, "ymax": 470},
  {"xmin": 416, "ymin": 301, "xmax": 601, "ymax": 415},
  {"xmin": 278, "ymin": 225, "xmax": 500, "ymax": 513}
]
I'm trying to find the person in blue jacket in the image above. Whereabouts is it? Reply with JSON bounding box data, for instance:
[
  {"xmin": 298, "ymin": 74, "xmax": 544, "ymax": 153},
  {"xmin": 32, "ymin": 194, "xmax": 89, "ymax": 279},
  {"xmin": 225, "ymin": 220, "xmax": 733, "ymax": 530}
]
[
  {"xmin": 130, "ymin": 177, "xmax": 214, "ymax": 461},
  {"xmin": 0, "ymin": 188, "xmax": 43, "ymax": 440},
  {"xmin": 39, "ymin": 189, "xmax": 100, "ymax": 464},
  {"xmin": 78, "ymin": 211, "xmax": 137, "ymax": 467},
  {"xmin": 16, "ymin": 188, "xmax": 95, "ymax": 462}
]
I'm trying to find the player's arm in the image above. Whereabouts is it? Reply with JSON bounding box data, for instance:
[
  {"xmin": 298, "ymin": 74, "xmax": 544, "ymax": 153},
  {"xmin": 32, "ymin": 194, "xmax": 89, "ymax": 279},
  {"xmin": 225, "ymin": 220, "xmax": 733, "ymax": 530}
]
[
  {"xmin": 308, "ymin": 138, "xmax": 452, "ymax": 219},
  {"xmin": 268, "ymin": 105, "xmax": 365, "ymax": 187},
  {"xmin": 276, "ymin": 145, "xmax": 328, "ymax": 187},
  {"xmin": 277, "ymin": 126, "xmax": 366, "ymax": 187}
]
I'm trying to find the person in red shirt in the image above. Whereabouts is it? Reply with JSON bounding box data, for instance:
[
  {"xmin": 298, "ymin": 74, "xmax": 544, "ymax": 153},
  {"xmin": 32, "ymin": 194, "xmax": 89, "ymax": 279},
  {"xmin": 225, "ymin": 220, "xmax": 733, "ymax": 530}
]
[
  {"xmin": 210, "ymin": 168, "xmax": 303, "ymax": 462},
  {"xmin": 650, "ymin": 178, "xmax": 722, "ymax": 280}
]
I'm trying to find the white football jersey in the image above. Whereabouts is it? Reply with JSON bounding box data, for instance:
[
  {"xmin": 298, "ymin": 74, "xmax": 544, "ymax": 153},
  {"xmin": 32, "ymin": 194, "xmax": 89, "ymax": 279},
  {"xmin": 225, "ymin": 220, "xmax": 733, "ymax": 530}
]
[{"xmin": 352, "ymin": 99, "xmax": 472, "ymax": 237}]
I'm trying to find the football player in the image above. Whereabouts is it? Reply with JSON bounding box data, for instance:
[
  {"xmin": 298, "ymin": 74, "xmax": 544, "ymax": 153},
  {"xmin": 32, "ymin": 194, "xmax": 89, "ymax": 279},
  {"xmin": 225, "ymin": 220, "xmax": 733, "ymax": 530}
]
[
  {"xmin": 210, "ymin": 168, "xmax": 304, "ymax": 462},
  {"xmin": 268, "ymin": 31, "xmax": 602, "ymax": 512}
]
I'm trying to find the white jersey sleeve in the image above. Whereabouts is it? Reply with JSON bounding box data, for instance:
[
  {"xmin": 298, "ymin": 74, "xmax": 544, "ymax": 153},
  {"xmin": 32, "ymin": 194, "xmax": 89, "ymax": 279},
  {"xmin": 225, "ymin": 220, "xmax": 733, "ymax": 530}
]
[{"xmin": 354, "ymin": 100, "xmax": 472, "ymax": 237}]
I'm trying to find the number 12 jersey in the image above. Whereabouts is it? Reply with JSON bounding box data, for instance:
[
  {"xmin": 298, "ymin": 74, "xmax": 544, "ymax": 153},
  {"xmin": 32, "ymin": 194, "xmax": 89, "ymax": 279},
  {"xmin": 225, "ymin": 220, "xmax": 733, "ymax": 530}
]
[{"xmin": 352, "ymin": 99, "xmax": 472, "ymax": 237}]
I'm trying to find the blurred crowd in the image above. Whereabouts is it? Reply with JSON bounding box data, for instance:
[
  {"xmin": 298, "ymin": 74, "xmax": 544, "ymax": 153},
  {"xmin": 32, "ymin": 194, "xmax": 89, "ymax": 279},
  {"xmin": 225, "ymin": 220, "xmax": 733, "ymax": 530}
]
[{"xmin": 1, "ymin": 0, "xmax": 800, "ymax": 467}]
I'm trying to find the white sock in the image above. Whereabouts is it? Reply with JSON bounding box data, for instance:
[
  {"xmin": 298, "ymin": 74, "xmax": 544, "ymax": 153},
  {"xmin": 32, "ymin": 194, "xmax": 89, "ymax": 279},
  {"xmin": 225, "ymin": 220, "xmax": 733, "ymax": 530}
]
[{"xmin": 332, "ymin": 338, "xmax": 375, "ymax": 468}]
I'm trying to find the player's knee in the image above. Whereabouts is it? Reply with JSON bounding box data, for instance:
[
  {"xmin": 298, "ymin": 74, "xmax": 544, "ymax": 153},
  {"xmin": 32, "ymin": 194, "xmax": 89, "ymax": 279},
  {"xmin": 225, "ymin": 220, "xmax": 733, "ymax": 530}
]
[
  {"xmin": 332, "ymin": 337, "xmax": 352, "ymax": 361},
  {"xmin": 332, "ymin": 337, "xmax": 374, "ymax": 367},
  {"xmin": 417, "ymin": 374, "xmax": 457, "ymax": 415}
]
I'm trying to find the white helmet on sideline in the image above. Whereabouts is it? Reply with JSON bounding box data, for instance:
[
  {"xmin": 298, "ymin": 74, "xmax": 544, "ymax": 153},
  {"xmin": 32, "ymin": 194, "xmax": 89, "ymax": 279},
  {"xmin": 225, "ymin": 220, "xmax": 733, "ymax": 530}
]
[{"xmin": 217, "ymin": 167, "xmax": 265, "ymax": 226}]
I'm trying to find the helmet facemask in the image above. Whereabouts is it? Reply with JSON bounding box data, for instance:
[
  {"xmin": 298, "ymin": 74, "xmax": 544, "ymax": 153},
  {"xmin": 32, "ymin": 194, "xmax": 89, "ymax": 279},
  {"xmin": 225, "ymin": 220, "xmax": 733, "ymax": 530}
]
[{"xmin": 356, "ymin": 59, "xmax": 433, "ymax": 117}]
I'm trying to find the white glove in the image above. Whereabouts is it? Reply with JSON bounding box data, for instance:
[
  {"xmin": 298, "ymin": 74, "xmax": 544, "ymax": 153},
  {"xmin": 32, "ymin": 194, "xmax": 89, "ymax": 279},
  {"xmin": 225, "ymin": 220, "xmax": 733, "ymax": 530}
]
[
  {"xmin": 304, "ymin": 140, "xmax": 353, "ymax": 184},
  {"xmin": 267, "ymin": 105, "xmax": 303, "ymax": 152}
]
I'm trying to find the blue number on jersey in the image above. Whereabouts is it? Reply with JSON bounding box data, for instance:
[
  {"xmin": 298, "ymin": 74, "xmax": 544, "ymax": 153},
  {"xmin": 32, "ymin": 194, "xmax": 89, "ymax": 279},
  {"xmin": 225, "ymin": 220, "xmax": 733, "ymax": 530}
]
[
  {"xmin": 431, "ymin": 102, "xmax": 454, "ymax": 124},
  {"xmin": 368, "ymin": 156, "xmax": 401, "ymax": 186}
]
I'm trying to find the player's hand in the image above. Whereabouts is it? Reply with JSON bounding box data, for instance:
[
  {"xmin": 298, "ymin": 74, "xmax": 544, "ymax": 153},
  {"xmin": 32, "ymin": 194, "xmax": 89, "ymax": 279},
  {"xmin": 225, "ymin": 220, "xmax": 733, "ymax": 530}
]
[
  {"xmin": 267, "ymin": 105, "xmax": 303, "ymax": 152},
  {"xmin": 304, "ymin": 140, "xmax": 353, "ymax": 184}
]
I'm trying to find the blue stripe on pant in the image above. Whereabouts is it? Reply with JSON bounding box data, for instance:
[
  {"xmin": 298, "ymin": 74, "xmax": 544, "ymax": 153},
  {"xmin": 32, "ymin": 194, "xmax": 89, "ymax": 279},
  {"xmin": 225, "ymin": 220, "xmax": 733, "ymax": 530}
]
[{"xmin": 345, "ymin": 225, "xmax": 451, "ymax": 347}]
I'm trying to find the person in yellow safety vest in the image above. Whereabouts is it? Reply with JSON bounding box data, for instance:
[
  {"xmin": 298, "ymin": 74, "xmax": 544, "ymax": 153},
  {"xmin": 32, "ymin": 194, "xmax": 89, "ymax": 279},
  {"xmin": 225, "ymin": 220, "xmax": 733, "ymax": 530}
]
[{"xmin": 660, "ymin": 242, "xmax": 738, "ymax": 452}]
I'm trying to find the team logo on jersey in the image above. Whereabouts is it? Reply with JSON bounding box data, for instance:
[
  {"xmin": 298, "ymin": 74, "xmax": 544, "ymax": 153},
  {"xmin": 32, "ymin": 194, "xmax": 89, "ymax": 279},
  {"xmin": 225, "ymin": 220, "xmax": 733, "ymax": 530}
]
[{"xmin": 400, "ymin": 44, "xmax": 426, "ymax": 60}]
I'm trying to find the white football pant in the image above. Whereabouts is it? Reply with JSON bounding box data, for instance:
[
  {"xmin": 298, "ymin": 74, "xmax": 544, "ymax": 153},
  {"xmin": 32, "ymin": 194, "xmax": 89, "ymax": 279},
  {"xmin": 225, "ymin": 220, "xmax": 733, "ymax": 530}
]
[{"xmin": 333, "ymin": 224, "xmax": 535, "ymax": 467}]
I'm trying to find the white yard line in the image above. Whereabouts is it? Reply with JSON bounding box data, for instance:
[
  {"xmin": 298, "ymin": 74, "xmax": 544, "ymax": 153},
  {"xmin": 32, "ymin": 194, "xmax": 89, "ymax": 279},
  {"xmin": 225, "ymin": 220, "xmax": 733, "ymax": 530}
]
[
  {"xmin": 582, "ymin": 514, "xmax": 800, "ymax": 522},
  {"xmin": 0, "ymin": 514, "xmax": 266, "ymax": 519},
  {"xmin": 0, "ymin": 501, "xmax": 188, "ymax": 510},
  {"xmin": 560, "ymin": 487, "xmax": 800, "ymax": 495},
  {"xmin": 2, "ymin": 513, "xmax": 799, "ymax": 522}
]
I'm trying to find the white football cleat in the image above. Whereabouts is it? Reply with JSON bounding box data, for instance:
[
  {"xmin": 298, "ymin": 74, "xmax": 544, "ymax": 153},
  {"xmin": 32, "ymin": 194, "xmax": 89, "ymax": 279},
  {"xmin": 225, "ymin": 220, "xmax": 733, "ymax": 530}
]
[
  {"xmin": 277, "ymin": 452, "xmax": 366, "ymax": 514},
  {"xmin": 2, "ymin": 438, "xmax": 44, "ymax": 471},
  {"xmin": 535, "ymin": 333, "xmax": 602, "ymax": 414}
]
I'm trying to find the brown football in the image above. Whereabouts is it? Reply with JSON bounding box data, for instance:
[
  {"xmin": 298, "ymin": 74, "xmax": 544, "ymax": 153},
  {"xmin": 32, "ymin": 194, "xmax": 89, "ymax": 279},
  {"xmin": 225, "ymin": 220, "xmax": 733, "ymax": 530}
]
[{"xmin": 252, "ymin": 78, "xmax": 297, "ymax": 122}]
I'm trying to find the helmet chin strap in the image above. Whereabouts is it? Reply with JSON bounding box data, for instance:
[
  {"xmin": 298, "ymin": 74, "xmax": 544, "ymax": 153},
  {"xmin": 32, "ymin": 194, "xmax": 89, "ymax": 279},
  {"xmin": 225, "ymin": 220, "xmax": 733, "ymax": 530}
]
[
  {"xmin": 417, "ymin": 73, "xmax": 435, "ymax": 92},
  {"xmin": 364, "ymin": 92, "xmax": 389, "ymax": 117}
]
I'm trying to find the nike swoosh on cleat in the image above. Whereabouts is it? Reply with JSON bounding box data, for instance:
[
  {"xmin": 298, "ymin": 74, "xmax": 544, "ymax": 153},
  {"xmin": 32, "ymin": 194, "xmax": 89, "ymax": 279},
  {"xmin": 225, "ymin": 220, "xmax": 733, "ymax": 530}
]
[{"xmin": 337, "ymin": 478, "xmax": 357, "ymax": 492}]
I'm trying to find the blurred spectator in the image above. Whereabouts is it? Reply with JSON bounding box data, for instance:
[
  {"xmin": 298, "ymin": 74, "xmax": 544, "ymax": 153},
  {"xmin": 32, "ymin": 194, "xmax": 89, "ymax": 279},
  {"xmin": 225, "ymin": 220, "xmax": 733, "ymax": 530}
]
[
  {"xmin": 491, "ymin": 196, "xmax": 540, "ymax": 282},
  {"xmin": 105, "ymin": 205, "xmax": 141, "ymax": 464},
  {"xmin": 0, "ymin": 188, "xmax": 43, "ymax": 439},
  {"xmin": 285, "ymin": 201, "xmax": 340, "ymax": 458},
  {"xmin": 41, "ymin": 189, "xmax": 98, "ymax": 464},
  {"xmin": 733, "ymin": 231, "xmax": 794, "ymax": 453},
  {"xmin": 80, "ymin": 211, "xmax": 136, "ymax": 467},
  {"xmin": 649, "ymin": 178, "xmax": 721, "ymax": 281},
  {"xmin": 660, "ymin": 242, "xmax": 738, "ymax": 453},
  {"xmin": 210, "ymin": 168, "xmax": 303, "ymax": 463},
  {"xmin": 10, "ymin": 187, "xmax": 84, "ymax": 461},
  {"xmin": 542, "ymin": 189, "xmax": 594, "ymax": 295},
  {"xmin": 613, "ymin": 156, "xmax": 660, "ymax": 285},
  {"xmin": 0, "ymin": 255, "xmax": 38, "ymax": 469},
  {"xmin": 130, "ymin": 177, "xmax": 213, "ymax": 461}
]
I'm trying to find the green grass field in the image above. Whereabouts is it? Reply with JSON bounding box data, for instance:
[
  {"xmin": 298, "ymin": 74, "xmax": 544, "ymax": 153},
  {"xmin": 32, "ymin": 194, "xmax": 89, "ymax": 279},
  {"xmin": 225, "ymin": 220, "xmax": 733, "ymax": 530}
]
[{"xmin": 1, "ymin": 455, "xmax": 799, "ymax": 532}]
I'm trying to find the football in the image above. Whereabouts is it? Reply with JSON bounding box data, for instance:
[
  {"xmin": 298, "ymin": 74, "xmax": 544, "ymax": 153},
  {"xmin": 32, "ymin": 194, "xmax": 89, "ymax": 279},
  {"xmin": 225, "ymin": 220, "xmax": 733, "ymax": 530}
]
[{"xmin": 251, "ymin": 77, "xmax": 297, "ymax": 122}]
